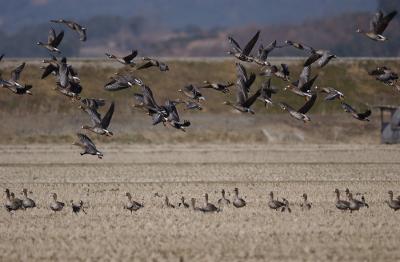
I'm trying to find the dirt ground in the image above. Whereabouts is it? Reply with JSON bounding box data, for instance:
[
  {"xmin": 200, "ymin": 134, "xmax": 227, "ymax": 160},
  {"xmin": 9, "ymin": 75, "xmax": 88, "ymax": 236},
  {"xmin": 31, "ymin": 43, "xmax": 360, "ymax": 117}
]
[{"xmin": 1, "ymin": 144, "xmax": 400, "ymax": 261}]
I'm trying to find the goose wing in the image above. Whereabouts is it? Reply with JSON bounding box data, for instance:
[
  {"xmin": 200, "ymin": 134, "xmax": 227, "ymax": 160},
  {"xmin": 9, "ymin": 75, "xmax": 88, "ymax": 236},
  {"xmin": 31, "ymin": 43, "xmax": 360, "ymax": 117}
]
[
  {"xmin": 11, "ymin": 62, "xmax": 25, "ymax": 82},
  {"xmin": 236, "ymin": 82, "xmax": 248, "ymax": 105},
  {"xmin": 297, "ymin": 66, "xmax": 311, "ymax": 89},
  {"xmin": 298, "ymin": 94, "xmax": 317, "ymax": 114},
  {"xmin": 41, "ymin": 64, "xmax": 58, "ymax": 79},
  {"xmin": 374, "ymin": 10, "xmax": 397, "ymax": 35},
  {"xmin": 100, "ymin": 102, "xmax": 115, "ymax": 129},
  {"xmin": 48, "ymin": 28, "xmax": 56, "ymax": 44},
  {"xmin": 228, "ymin": 36, "xmax": 242, "ymax": 53},
  {"xmin": 242, "ymin": 30, "xmax": 260, "ymax": 56},
  {"xmin": 136, "ymin": 61, "xmax": 154, "ymax": 70},
  {"xmin": 341, "ymin": 102, "xmax": 357, "ymax": 114},
  {"xmin": 300, "ymin": 74, "xmax": 318, "ymax": 93},
  {"xmin": 243, "ymin": 87, "xmax": 262, "ymax": 108},
  {"xmin": 304, "ymin": 52, "xmax": 322, "ymax": 67},
  {"xmin": 123, "ymin": 50, "xmax": 138, "ymax": 63},
  {"xmin": 51, "ymin": 30, "xmax": 64, "ymax": 47},
  {"xmin": 77, "ymin": 133, "xmax": 97, "ymax": 150},
  {"xmin": 357, "ymin": 109, "xmax": 371, "ymax": 119}
]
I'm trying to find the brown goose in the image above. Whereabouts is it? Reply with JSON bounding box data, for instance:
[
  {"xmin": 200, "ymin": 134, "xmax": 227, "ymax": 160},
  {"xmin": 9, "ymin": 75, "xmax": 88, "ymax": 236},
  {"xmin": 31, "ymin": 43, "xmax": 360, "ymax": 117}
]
[
  {"xmin": 262, "ymin": 64, "xmax": 290, "ymax": 82},
  {"xmin": 201, "ymin": 193, "xmax": 219, "ymax": 213},
  {"xmin": 104, "ymin": 74, "xmax": 138, "ymax": 91},
  {"xmin": 253, "ymin": 40, "xmax": 283, "ymax": 66},
  {"xmin": 300, "ymin": 193, "xmax": 312, "ymax": 210},
  {"xmin": 21, "ymin": 188, "xmax": 36, "ymax": 209},
  {"xmin": 124, "ymin": 193, "xmax": 144, "ymax": 213},
  {"xmin": 232, "ymin": 188, "xmax": 246, "ymax": 208},
  {"xmin": 50, "ymin": 193, "xmax": 65, "ymax": 212},
  {"xmin": 178, "ymin": 196, "xmax": 190, "ymax": 208},
  {"xmin": 71, "ymin": 200, "xmax": 86, "ymax": 215},
  {"xmin": 258, "ymin": 78, "xmax": 278, "ymax": 106},
  {"xmin": 72, "ymin": 133, "xmax": 103, "ymax": 158},
  {"xmin": 136, "ymin": 57, "xmax": 169, "ymax": 71},
  {"xmin": 200, "ymin": 81, "xmax": 234, "ymax": 93},
  {"xmin": 368, "ymin": 66, "xmax": 399, "ymax": 89},
  {"xmin": 357, "ymin": 10, "xmax": 397, "ymax": 41},
  {"xmin": 0, "ymin": 62, "xmax": 33, "ymax": 95},
  {"xmin": 191, "ymin": 198, "xmax": 201, "ymax": 211},
  {"xmin": 285, "ymin": 66, "xmax": 318, "ymax": 100},
  {"xmin": 4, "ymin": 189, "xmax": 22, "ymax": 212},
  {"xmin": 227, "ymin": 30, "xmax": 260, "ymax": 62},
  {"xmin": 318, "ymin": 87, "xmax": 344, "ymax": 101},
  {"xmin": 164, "ymin": 100, "xmax": 191, "ymax": 131},
  {"xmin": 268, "ymin": 191, "xmax": 285, "ymax": 211},
  {"xmin": 81, "ymin": 102, "xmax": 115, "ymax": 136},
  {"xmin": 348, "ymin": 193, "xmax": 361, "ymax": 213},
  {"xmin": 51, "ymin": 19, "xmax": 87, "ymax": 41},
  {"xmin": 105, "ymin": 50, "xmax": 138, "ymax": 66},
  {"xmin": 341, "ymin": 102, "xmax": 371, "ymax": 121},
  {"xmin": 178, "ymin": 84, "xmax": 205, "ymax": 101},
  {"xmin": 278, "ymin": 94, "xmax": 317, "ymax": 122},
  {"xmin": 304, "ymin": 49, "xmax": 336, "ymax": 68},
  {"xmin": 164, "ymin": 196, "xmax": 175, "ymax": 208},
  {"xmin": 334, "ymin": 189, "xmax": 349, "ymax": 211},
  {"xmin": 280, "ymin": 198, "xmax": 292, "ymax": 213},
  {"xmin": 386, "ymin": 191, "xmax": 400, "ymax": 211},
  {"xmin": 345, "ymin": 188, "xmax": 369, "ymax": 208},
  {"xmin": 36, "ymin": 28, "xmax": 64, "ymax": 53},
  {"xmin": 217, "ymin": 189, "xmax": 231, "ymax": 208}
]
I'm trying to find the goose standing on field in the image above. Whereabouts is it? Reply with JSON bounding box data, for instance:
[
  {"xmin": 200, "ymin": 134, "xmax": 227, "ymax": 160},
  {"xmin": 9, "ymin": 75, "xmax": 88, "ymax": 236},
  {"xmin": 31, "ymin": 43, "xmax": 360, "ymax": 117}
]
[
  {"xmin": 232, "ymin": 188, "xmax": 246, "ymax": 208},
  {"xmin": 71, "ymin": 200, "xmax": 86, "ymax": 215},
  {"xmin": 217, "ymin": 189, "xmax": 231, "ymax": 208},
  {"xmin": 124, "ymin": 193, "xmax": 143, "ymax": 213},
  {"xmin": 178, "ymin": 196, "xmax": 190, "ymax": 208},
  {"xmin": 357, "ymin": 10, "xmax": 397, "ymax": 41},
  {"xmin": 345, "ymin": 188, "xmax": 369, "ymax": 208},
  {"xmin": 50, "ymin": 193, "xmax": 65, "ymax": 212},
  {"xmin": 278, "ymin": 94, "xmax": 317, "ymax": 122},
  {"xmin": 51, "ymin": 19, "xmax": 87, "ymax": 41},
  {"xmin": 4, "ymin": 189, "xmax": 22, "ymax": 212},
  {"xmin": 334, "ymin": 189, "xmax": 349, "ymax": 211},
  {"xmin": 300, "ymin": 193, "xmax": 312, "ymax": 210},
  {"xmin": 105, "ymin": 50, "xmax": 138, "ymax": 66},
  {"xmin": 201, "ymin": 193, "xmax": 219, "ymax": 213},
  {"xmin": 136, "ymin": 57, "xmax": 169, "ymax": 71},
  {"xmin": 268, "ymin": 192, "xmax": 285, "ymax": 211},
  {"xmin": 72, "ymin": 133, "xmax": 103, "ymax": 158},
  {"xmin": 281, "ymin": 198, "xmax": 292, "ymax": 213},
  {"xmin": 341, "ymin": 102, "xmax": 371, "ymax": 121},
  {"xmin": 36, "ymin": 28, "xmax": 64, "ymax": 53},
  {"xmin": 21, "ymin": 189, "xmax": 36, "ymax": 209},
  {"xmin": 386, "ymin": 191, "xmax": 400, "ymax": 211},
  {"xmin": 81, "ymin": 102, "xmax": 115, "ymax": 136},
  {"xmin": 348, "ymin": 193, "xmax": 361, "ymax": 213},
  {"xmin": 200, "ymin": 81, "xmax": 234, "ymax": 93},
  {"xmin": 227, "ymin": 30, "xmax": 260, "ymax": 62},
  {"xmin": 164, "ymin": 196, "xmax": 176, "ymax": 208},
  {"xmin": 191, "ymin": 198, "xmax": 201, "ymax": 211}
]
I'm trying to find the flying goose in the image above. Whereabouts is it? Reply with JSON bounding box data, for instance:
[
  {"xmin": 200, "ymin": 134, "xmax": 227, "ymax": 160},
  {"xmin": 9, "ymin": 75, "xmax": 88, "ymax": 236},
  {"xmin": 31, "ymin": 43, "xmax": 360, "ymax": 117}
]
[
  {"xmin": 318, "ymin": 87, "xmax": 344, "ymax": 101},
  {"xmin": 36, "ymin": 28, "xmax": 64, "ymax": 53},
  {"xmin": 227, "ymin": 30, "xmax": 260, "ymax": 62},
  {"xmin": 181, "ymin": 100, "xmax": 203, "ymax": 111},
  {"xmin": 51, "ymin": 19, "xmax": 87, "ymax": 41},
  {"xmin": 136, "ymin": 57, "xmax": 169, "ymax": 71},
  {"xmin": 217, "ymin": 189, "xmax": 231, "ymax": 208},
  {"xmin": 284, "ymin": 40, "xmax": 314, "ymax": 52},
  {"xmin": 41, "ymin": 55, "xmax": 79, "ymax": 82},
  {"xmin": 285, "ymin": 66, "xmax": 318, "ymax": 100},
  {"xmin": 357, "ymin": 10, "xmax": 397, "ymax": 41},
  {"xmin": 334, "ymin": 189, "xmax": 350, "ymax": 211},
  {"xmin": 300, "ymin": 193, "xmax": 312, "ymax": 210},
  {"xmin": 164, "ymin": 100, "xmax": 191, "ymax": 131},
  {"xmin": 341, "ymin": 102, "xmax": 371, "ymax": 121},
  {"xmin": 104, "ymin": 74, "xmax": 137, "ymax": 91},
  {"xmin": 124, "ymin": 192, "xmax": 144, "ymax": 213},
  {"xmin": 72, "ymin": 133, "xmax": 103, "ymax": 158},
  {"xmin": 81, "ymin": 102, "xmax": 115, "ymax": 136},
  {"xmin": 258, "ymin": 78, "xmax": 278, "ymax": 106},
  {"xmin": 201, "ymin": 193, "xmax": 219, "ymax": 213},
  {"xmin": 368, "ymin": 66, "xmax": 399, "ymax": 87},
  {"xmin": 164, "ymin": 196, "xmax": 176, "ymax": 208},
  {"xmin": 200, "ymin": 81, "xmax": 234, "ymax": 93},
  {"xmin": 344, "ymin": 188, "xmax": 369, "ymax": 208},
  {"xmin": 253, "ymin": 40, "xmax": 283, "ymax": 66},
  {"xmin": 105, "ymin": 50, "xmax": 138, "ymax": 66},
  {"xmin": 50, "ymin": 193, "xmax": 65, "ymax": 212},
  {"xmin": 304, "ymin": 49, "xmax": 336, "ymax": 68},
  {"xmin": 386, "ymin": 191, "xmax": 400, "ymax": 211},
  {"xmin": 268, "ymin": 192, "xmax": 285, "ymax": 211},
  {"xmin": 178, "ymin": 196, "xmax": 190, "ymax": 208},
  {"xmin": 232, "ymin": 188, "xmax": 246, "ymax": 208},
  {"xmin": 278, "ymin": 93, "xmax": 317, "ymax": 122},
  {"xmin": 0, "ymin": 62, "xmax": 32, "ymax": 96},
  {"xmin": 262, "ymin": 64, "xmax": 290, "ymax": 81},
  {"xmin": 71, "ymin": 200, "xmax": 86, "ymax": 215},
  {"xmin": 178, "ymin": 84, "xmax": 205, "ymax": 101},
  {"xmin": 21, "ymin": 188, "xmax": 36, "ymax": 209}
]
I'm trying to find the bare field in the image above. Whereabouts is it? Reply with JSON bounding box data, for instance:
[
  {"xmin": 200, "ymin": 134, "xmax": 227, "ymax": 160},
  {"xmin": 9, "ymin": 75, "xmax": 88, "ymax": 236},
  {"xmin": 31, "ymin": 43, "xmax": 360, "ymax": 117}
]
[{"xmin": 1, "ymin": 144, "xmax": 400, "ymax": 261}]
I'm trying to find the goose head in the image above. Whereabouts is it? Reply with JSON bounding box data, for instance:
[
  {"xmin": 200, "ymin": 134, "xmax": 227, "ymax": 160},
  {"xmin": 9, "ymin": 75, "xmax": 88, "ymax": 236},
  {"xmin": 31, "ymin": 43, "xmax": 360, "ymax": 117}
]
[{"xmin": 302, "ymin": 193, "xmax": 307, "ymax": 200}]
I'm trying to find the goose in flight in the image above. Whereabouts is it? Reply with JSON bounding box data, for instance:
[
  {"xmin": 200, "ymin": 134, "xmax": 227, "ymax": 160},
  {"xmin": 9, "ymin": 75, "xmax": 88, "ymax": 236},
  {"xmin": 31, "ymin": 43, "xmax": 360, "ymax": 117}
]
[
  {"xmin": 318, "ymin": 87, "xmax": 344, "ymax": 101},
  {"xmin": 278, "ymin": 94, "xmax": 317, "ymax": 122},
  {"xmin": 357, "ymin": 10, "xmax": 397, "ymax": 41},
  {"xmin": 105, "ymin": 50, "xmax": 138, "ymax": 66},
  {"xmin": 51, "ymin": 19, "xmax": 87, "ymax": 41},
  {"xmin": 227, "ymin": 30, "xmax": 260, "ymax": 62},
  {"xmin": 136, "ymin": 57, "xmax": 169, "ymax": 71},
  {"xmin": 72, "ymin": 133, "xmax": 103, "ymax": 158},
  {"xmin": 1, "ymin": 62, "xmax": 33, "ymax": 95},
  {"xmin": 36, "ymin": 28, "xmax": 64, "ymax": 53},
  {"xmin": 341, "ymin": 102, "xmax": 371, "ymax": 121},
  {"xmin": 81, "ymin": 102, "xmax": 115, "ymax": 136},
  {"xmin": 258, "ymin": 78, "xmax": 278, "ymax": 106},
  {"xmin": 200, "ymin": 81, "xmax": 234, "ymax": 93},
  {"xmin": 285, "ymin": 66, "xmax": 318, "ymax": 100}
]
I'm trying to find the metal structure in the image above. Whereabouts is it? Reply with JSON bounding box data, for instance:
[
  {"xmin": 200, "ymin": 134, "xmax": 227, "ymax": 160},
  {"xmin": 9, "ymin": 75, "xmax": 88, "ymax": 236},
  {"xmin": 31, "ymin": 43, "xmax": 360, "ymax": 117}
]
[{"xmin": 375, "ymin": 105, "xmax": 400, "ymax": 144}]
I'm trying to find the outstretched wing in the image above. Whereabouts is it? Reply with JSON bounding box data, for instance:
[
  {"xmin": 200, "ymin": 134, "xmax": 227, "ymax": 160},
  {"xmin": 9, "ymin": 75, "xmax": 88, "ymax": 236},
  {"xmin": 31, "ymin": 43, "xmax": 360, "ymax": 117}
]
[
  {"xmin": 374, "ymin": 10, "xmax": 397, "ymax": 34},
  {"xmin": 228, "ymin": 36, "xmax": 242, "ymax": 53},
  {"xmin": 48, "ymin": 28, "xmax": 56, "ymax": 44},
  {"xmin": 304, "ymin": 52, "xmax": 322, "ymax": 67},
  {"xmin": 341, "ymin": 102, "xmax": 357, "ymax": 114},
  {"xmin": 298, "ymin": 94, "xmax": 317, "ymax": 114},
  {"xmin": 52, "ymin": 30, "xmax": 64, "ymax": 47},
  {"xmin": 77, "ymin": 133, "xmax": 97, "ymax": 150},
  {"xmin": 123, "ymin": 50, "xmax": 138, "ymax": 63},
  {"xmin": 136, "ymin": 61, "xmax": 154, "ymax": 70},
  {"xmin": 11, "ymin": 62, "xmax": 25, "ymax": 82},
  {"xmin": 41, "ymin": 64, "xmax": 58, "ymax": 79},
  {"xmin": 297, "ymin": 66, "xmax": 311, "ymax": 89},
  {"xmin": 243, "ymin": 87, "xmax": 262, "ymax": 108},
  {"xmin": 300, "ymin": 74, "xmax": 318, "ymax": 93},
  {"xmin": 100, "ymin": 102, "xmax": 115, "ymax": 129},
  {"xmin": 242, "ymin": 30, "xmax": 260, "ymax": 56}
]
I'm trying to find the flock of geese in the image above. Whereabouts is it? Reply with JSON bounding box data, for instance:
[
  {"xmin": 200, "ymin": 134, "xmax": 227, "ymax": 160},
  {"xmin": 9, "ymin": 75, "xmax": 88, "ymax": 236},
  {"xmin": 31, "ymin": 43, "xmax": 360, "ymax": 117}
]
[
  {"xmin": 4, "ymin": 187, "xmax": 400, "ymax": 214},
  {"xmin": 0, "ymin": 10, "xmax": 398, "ymax": 158}
]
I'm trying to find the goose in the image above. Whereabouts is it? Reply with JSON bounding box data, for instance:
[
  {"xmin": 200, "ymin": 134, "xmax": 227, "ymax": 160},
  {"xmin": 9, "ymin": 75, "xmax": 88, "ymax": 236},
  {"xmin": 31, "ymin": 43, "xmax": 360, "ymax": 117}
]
[
  {"xmin": 300, "ymin": 193, "xmax": 312, "ymax": 210},
  {"xmin": 0, "ymin": 62, "xmax": 33, "ymax": 95},
  {"xmin": 348, "ymin": 193, "xmax": 361, "ymax": 213},
  {"xmin": 50, "ymin": 193, "xmax": 65, "ymax": 212},
  {"xmin": 357, "ymin": 10, "xmax": 397, "ymax": 41},
  {"xmin": 105, "ymin": 50, "xmax": 138, "ymax": 66},
  {"xmin": 178, "ymin": 196, "xmax": 190, "ymax": 208},
  {"xmin": 368, "ymin": 66, "xmax": 398, "ymax": 86},
  {"xmin": 304, "ymin": 49, "xmax": 336, "ymax": 68},
  {"xmin": 178, "ymin": 84, "xmax": 205, "ymax": 101},
  {"xmin": 318, "ymin": 87, "xmax": 344, "ymax": 101},
  {"xmin": 51, "ymin": 19, "xmax": 87, "ymax": 41},
  {"xmin": 182, "ymin": 100, "xmax": 203, "ymax": 111},
  {"xmin": 191, "ymin": 198, "xmax": 201, "ymax": 211},
  {"xmin": 200, "ymin": 81, "xmax": 234, "ymax": 93},
  {"xmin": 164, "ymin": 100, "xmax": 191, "ymax": 131},
  {"xmin": 232, "ymin": 188, "xmax": 246, "ymax": 208},
  {"xmin": 345, "ymin": 188, "xmax": 369, "ymax": 208},
  {"xmin": 258, "ymin": 78, "xmax": 278, "ymax": 106},
  {"xmin": 278, "ymin": 93, "xmax": 317, "ymax": 122},
  {"xmin": 4, "ymin": 189, "xmax": 22, "ymax": 212},
  {"xmin": 341, "ymin": 102, "xmax": 371, "ymax": 121},
  {"xmin": 72, "ymin": 133, "xmax": 103, "ymax": 158},
  {"xmin": 284, "ymin": 40, "xmax": 315, "ymax": 52},
  {"xmin": 104, "ymin": 74, "xmax": 137, "ymax": 91},
  {"xmin": 81, "ymin": 102, "xmax": 115, "ymax": 136},
  {"xmin": 164, "ymin": 196, "xmax": 175, "ymax": 208},
  {"xmin": 124, "ymin": 192, "xmax": 143, "ymax": 213},
  {"xmin": 21, "ymin": 189, "xmax": 36, "ymax": 209},
  {"xmin": 285, "ymin": 66, "xmax": 318, "ymax": 100},
  {"xmin": 217, "ymin": 189, "xmax": 231, "ymax": 208},
  {"xmin": 41, "ymin": 56, "xmax": 79, "ymax": 82},
  {"xmin": 79, "ymin": 98, "xmax": 106, "ymax": 113},
  {"xmin": 227, "ymin": 30, "xmax": 260, "ymax": 62},
  {"xmin": 201, "ymin": 193, "xmax": 219, "ymax": 213},
  {"xmin": 262, "ymin": 64, "xmax": 290, "ymax": 81},
  {"xmin": 253, "ymin": 40, "xmax": 283, "ymax": 66},
  {"xmin": 71, "ymin": 200, "xmax": 86, "ymax": 215},
  {"xmin": 136, "ymin": 57, "xmax": 169, "ymax": 71},
  {"xmin": 268, "ymin": 191, "xmax": 285, "ymax": 211},
  {"xmin": 280, "ymin": 198, "xmax": 292, "ymax": 213},
  {"xmin": 334, "ymin": 189, "xmax": 349, "ymax": 211},
  {"xmin": 386, "ymin": 191, "xmax": 400, "ymax": 211},
  {"xmin": 36, "ymin": 28, "xmax": 64, "ymax": 53}
]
